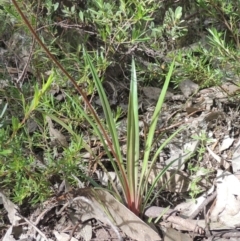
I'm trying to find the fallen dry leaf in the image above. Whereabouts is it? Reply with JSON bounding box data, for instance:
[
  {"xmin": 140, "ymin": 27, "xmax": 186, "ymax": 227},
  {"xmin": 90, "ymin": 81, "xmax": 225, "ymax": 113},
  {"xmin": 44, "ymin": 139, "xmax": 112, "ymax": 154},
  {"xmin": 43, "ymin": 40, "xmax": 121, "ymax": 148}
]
[
  {"xmin": 220, "ymin": 135, "xmax": 234, "ymax": 152},
  {"xmin": 211, "ymin": 170, "xmax": 240, "ymax": 227},
  {"xmin": 73, "ymin": 189, "xmax": 161, "ymax": 241},
  {"xmin": 53, "ymin": 230, "xmax": 78, "ymax": 241},
  {"xmin": 0, "ymin": 192, "xmax": 23, "ymax": 241},
  {"xmin": 0, "ymin": 192, "xmax": 21, "ymax": 225}
]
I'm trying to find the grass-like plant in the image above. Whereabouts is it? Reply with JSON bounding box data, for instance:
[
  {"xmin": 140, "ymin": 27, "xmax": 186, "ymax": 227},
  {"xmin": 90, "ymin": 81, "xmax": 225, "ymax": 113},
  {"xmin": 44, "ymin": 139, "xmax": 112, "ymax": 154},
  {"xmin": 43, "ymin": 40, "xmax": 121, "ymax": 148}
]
[
  {"xmin": 84, "ymin": 52, "xmax": 182, "ymax": 216},
  {"xmin": 11, "ymin": 0, "xmax": 182, "ymax": 216}
]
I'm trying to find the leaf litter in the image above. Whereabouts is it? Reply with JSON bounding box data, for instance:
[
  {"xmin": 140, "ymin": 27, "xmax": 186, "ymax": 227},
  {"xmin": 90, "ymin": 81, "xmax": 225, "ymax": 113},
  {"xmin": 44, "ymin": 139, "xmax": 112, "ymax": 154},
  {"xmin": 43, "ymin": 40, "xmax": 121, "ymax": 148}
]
[
  {"xmin": 3, "ymin": 12, "xmax": 240, "ymax": 241},
  {"xmin": 3, "ymin": 79, "xmax": 240, "ymax": 241}
]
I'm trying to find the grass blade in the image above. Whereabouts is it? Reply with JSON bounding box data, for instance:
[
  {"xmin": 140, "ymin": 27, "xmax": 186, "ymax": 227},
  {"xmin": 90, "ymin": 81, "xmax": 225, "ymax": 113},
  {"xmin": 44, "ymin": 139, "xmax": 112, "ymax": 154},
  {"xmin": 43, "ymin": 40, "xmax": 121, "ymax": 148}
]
[
  {"xmin": 138, "ymin": 60, "xmax": 175, "ymax": 197},
  {"xmin": 126, "ymin": 58, "xmax": 139, "ymax": 210},
  {"xmin": 83, "ymin": 49, "xmax": 131, "ymax": 203}
]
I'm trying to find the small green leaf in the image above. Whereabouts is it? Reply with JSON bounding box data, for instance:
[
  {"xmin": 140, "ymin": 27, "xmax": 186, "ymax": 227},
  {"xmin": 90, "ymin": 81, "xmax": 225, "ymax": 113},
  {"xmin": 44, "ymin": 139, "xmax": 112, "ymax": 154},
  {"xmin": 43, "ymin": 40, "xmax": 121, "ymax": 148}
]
[
  {"xmin": 175, "ymin": 6, "xmax": 182, "ymax": 20},
  {"xmin": 12, "ymin": 116, "xmax": 20, "ymax": 131},
  {"xmin": 0, "ymin": 149, "xmax": 12, "ymax": 156},
  {"xmin": 79, "ymin": 11, "xmax": 84, "ymax": 22},
  {"xmin": 42, "ymin": 71, "xmax": 54, "ymax": 93},
  {"xmin": 71, "ymin": 5, "xmax": 75, "ymax": 13},
  {"xmin": 53, "ymin": 3, "xmax": 59, "ymax": 11}
]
